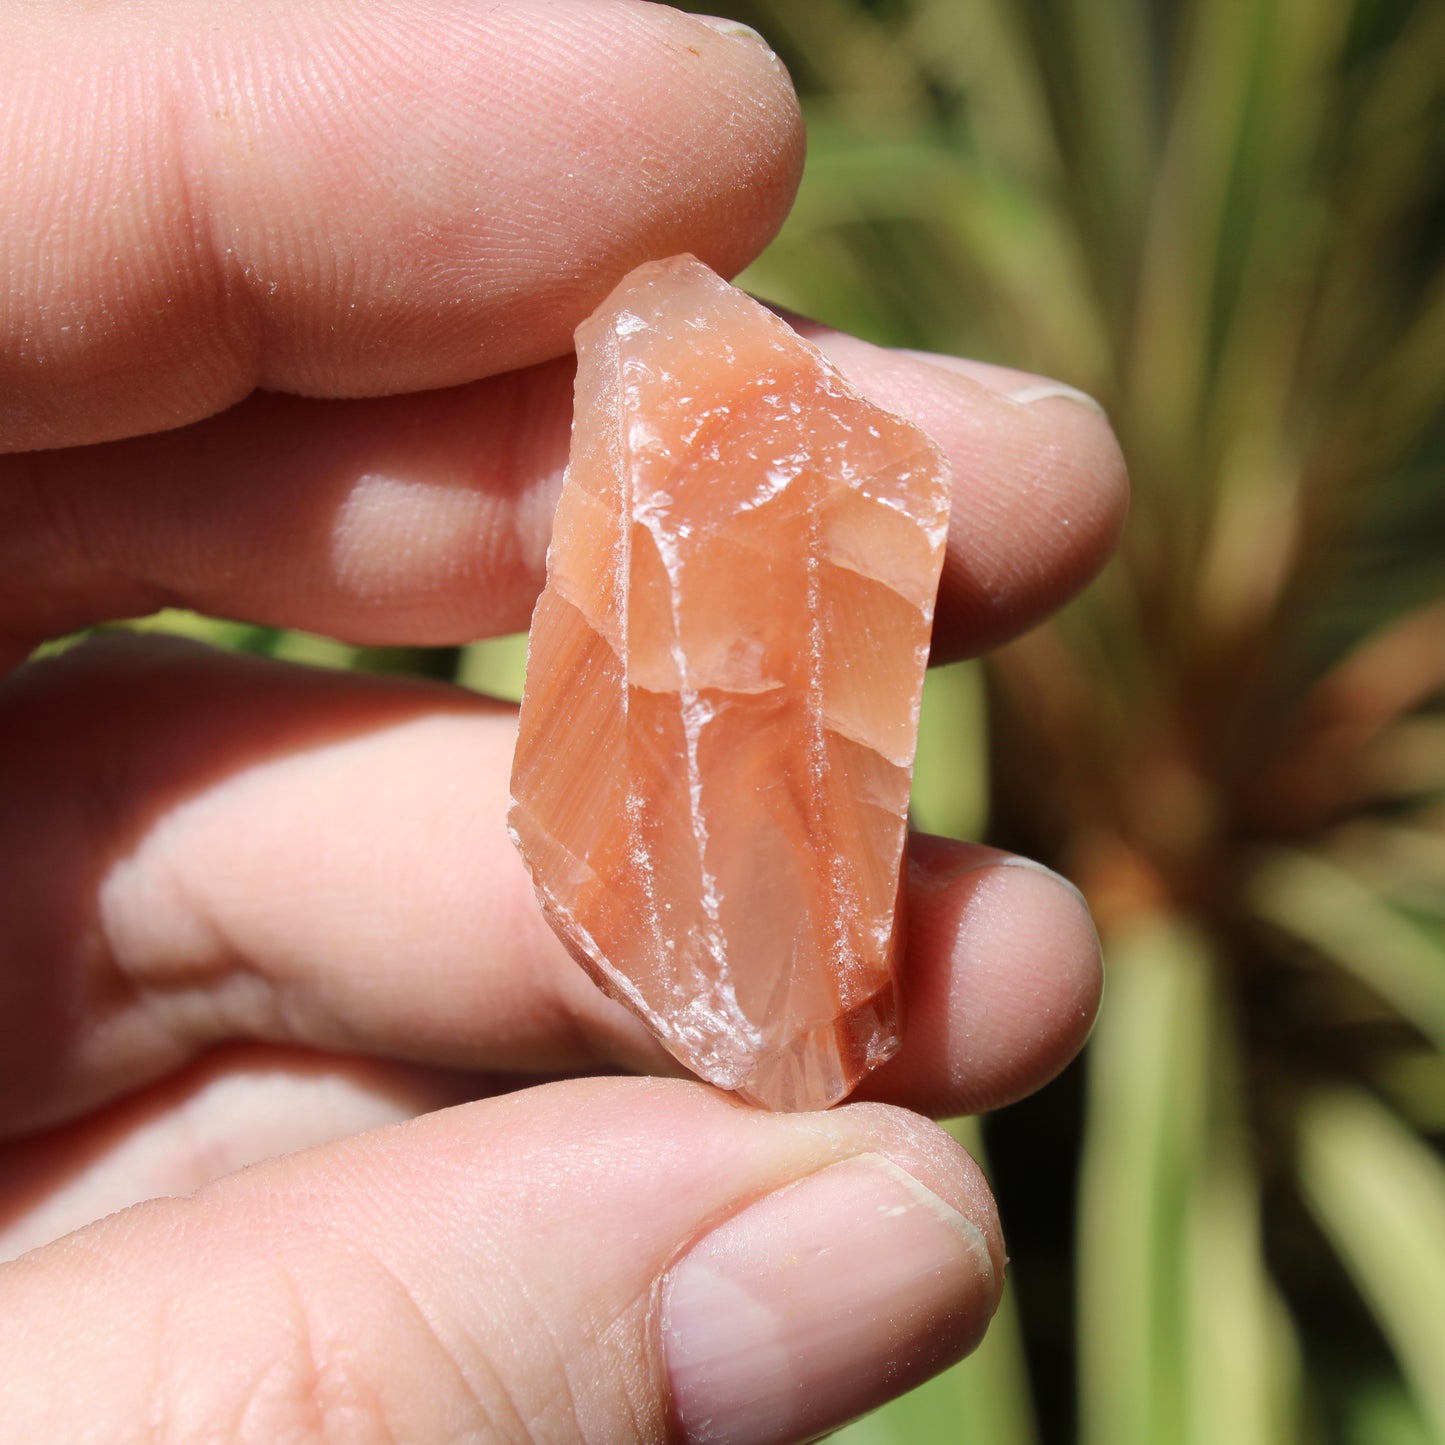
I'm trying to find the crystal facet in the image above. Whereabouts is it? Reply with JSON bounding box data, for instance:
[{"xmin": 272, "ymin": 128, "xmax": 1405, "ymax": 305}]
[{"xmin": 507, "ymin": 255, "xmax": 950, "ymax": 1111}]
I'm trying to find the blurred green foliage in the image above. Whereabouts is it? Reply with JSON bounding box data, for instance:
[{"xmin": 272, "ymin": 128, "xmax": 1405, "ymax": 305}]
[{"xmin": 99, "ymin": 0, "xmax": 1445, "ymax": 1439}]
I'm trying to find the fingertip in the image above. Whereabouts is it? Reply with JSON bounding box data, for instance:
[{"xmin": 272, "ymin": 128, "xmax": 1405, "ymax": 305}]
[
  {"xmin": 827, "ymin": 1095, "xmax": 1005, "ymax": 1286},
  {"xmin": 668, "ymin": 9, "xmax": 806, "ymax": 279},
  {"xmin": 865, "ymin": 838, "xmax": 1103, "ymax": 1116},
  {"xmin": 662, "ymin": 1151, "xmax": 998, "ymax": 1444},
  {"xmin": 914, "ymin": 375, "xmax": 1129, "ymax": 661},
  {"xmin": 241, "ymin": 0, "xmax": 809, "ymax": 395},
  {"xmin": 780, "ymin": 325, "xmax": 1130, "ymax": 660}
]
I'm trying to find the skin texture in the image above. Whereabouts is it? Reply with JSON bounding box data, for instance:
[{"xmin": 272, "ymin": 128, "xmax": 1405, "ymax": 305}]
[{"xmin": 0, "ymin": 2, "xmax": 1128, "ymax": 1440}]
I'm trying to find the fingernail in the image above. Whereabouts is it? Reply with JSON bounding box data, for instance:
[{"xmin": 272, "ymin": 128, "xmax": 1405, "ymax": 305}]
[
  {"xmin": 691, "ymin": 14, "xmax": 775, "ymax": 52},
  {"xmin": 910, "ymin": 844, "xmax": 1091, "ymax": 914},
  {"xmin": 662, "ymin": 1153, "xmax": 997, "ymax": 1445},
  {"xmin": 893, "ymin": 351, "xmax": 1107, "ymax": 418},
  {"xmin": 1004, "ymin": 380, "xmax": 1107, "ymax": 417},
  {"xmin": 994, "ymin": 855, "xmax": 1091, "ymax": 913}
]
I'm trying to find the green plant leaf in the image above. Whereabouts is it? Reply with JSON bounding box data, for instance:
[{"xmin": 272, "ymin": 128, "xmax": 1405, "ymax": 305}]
[
  {"xmin": 1298, "ymin": 1087, "xmax": 1445, "ymax": 1441},
  {"xmin": 911, "ymin": 661, "xmax": 989, "ymax": 841},
  {"xmin": 1183, "ymin": 1129, "xmax": 1303, "ymax": 1445},
  {"xmin": 1249, "ymin": 849, "xmax": 1445, "ymax": 1054},
  {"xmin": 1078, "ymin": 914, "xmax": 1303, "ymax": 1445},
  {"xmin": 1077, "ymin": 915, "xmax": 1213, "ymax": 1445},
  {"xmin": 456, "ymin": 633, "xmax": 529, "ymax": 703}
]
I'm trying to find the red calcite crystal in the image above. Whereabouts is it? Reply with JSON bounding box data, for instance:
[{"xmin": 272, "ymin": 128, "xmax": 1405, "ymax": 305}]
[{"xmin": 508, "ymin": 256, "xmax": 949, "ymax": 1110}]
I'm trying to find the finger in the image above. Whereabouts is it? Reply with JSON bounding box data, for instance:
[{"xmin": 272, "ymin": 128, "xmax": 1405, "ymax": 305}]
[
  {"xmin": 0, "ymin": 635, "xmax": 669, "ymax": 1136},
  {"xmin": 1, "ymin": 337, "xmax": 1127, "ymax": 661},
  {"xmin": 0, "ymin": 1045, "xmax": 480, "ymax": 1262},
  {"xmin": 0, "ymin": 637, "xmax": 1100, "ymax": 1133},
  {"xmin": 856, "ymin": 835, "xmax": 1102, "ymax": 1115},
  {"xmin": 791, "ymin": 327, "xmax": 1128, "ymax": 663},
  {"xmin": 0, "ymin": 1078, "xmax": 1003, "ymax": 1445},
  {"xmin": 1, "ymin": 1, "xmax": 802, "ymax": 450}
]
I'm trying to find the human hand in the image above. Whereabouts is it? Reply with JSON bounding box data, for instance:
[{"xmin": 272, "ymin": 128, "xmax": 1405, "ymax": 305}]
[{"xmin": 0, "ymin": 3, "xmax": 1127, "ymax": 1441}]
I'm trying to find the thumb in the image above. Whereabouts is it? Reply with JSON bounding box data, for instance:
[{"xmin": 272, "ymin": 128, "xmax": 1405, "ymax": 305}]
[{"xmin": 0, "ymin": 1078, "xmax": 1002, "ymax": 1444}]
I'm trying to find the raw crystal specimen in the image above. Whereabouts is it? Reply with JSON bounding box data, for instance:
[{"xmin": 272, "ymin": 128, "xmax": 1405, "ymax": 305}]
[{"xmin": 508, "ymin": 255, "xmax": 950, "ymax": 1111}]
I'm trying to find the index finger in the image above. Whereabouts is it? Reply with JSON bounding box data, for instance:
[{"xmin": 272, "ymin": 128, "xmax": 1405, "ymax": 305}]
[
  {"xmin": 0, "ymin": 338, "xmax": 1126, "ymax": 662},
  {"xmin": 1, "ymin": 0, "xmax": 802, "ymax": 450}
]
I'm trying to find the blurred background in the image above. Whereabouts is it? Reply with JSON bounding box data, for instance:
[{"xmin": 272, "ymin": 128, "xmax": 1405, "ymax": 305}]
[{"xmin": 110, "ymin": 0, "xmax": 1444, "ymax": 1440}]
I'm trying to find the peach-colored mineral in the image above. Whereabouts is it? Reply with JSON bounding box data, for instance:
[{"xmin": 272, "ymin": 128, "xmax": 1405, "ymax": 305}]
[{"xmin": 507, "ymin": 255, "xmax": 950, "ymax": 1111}]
